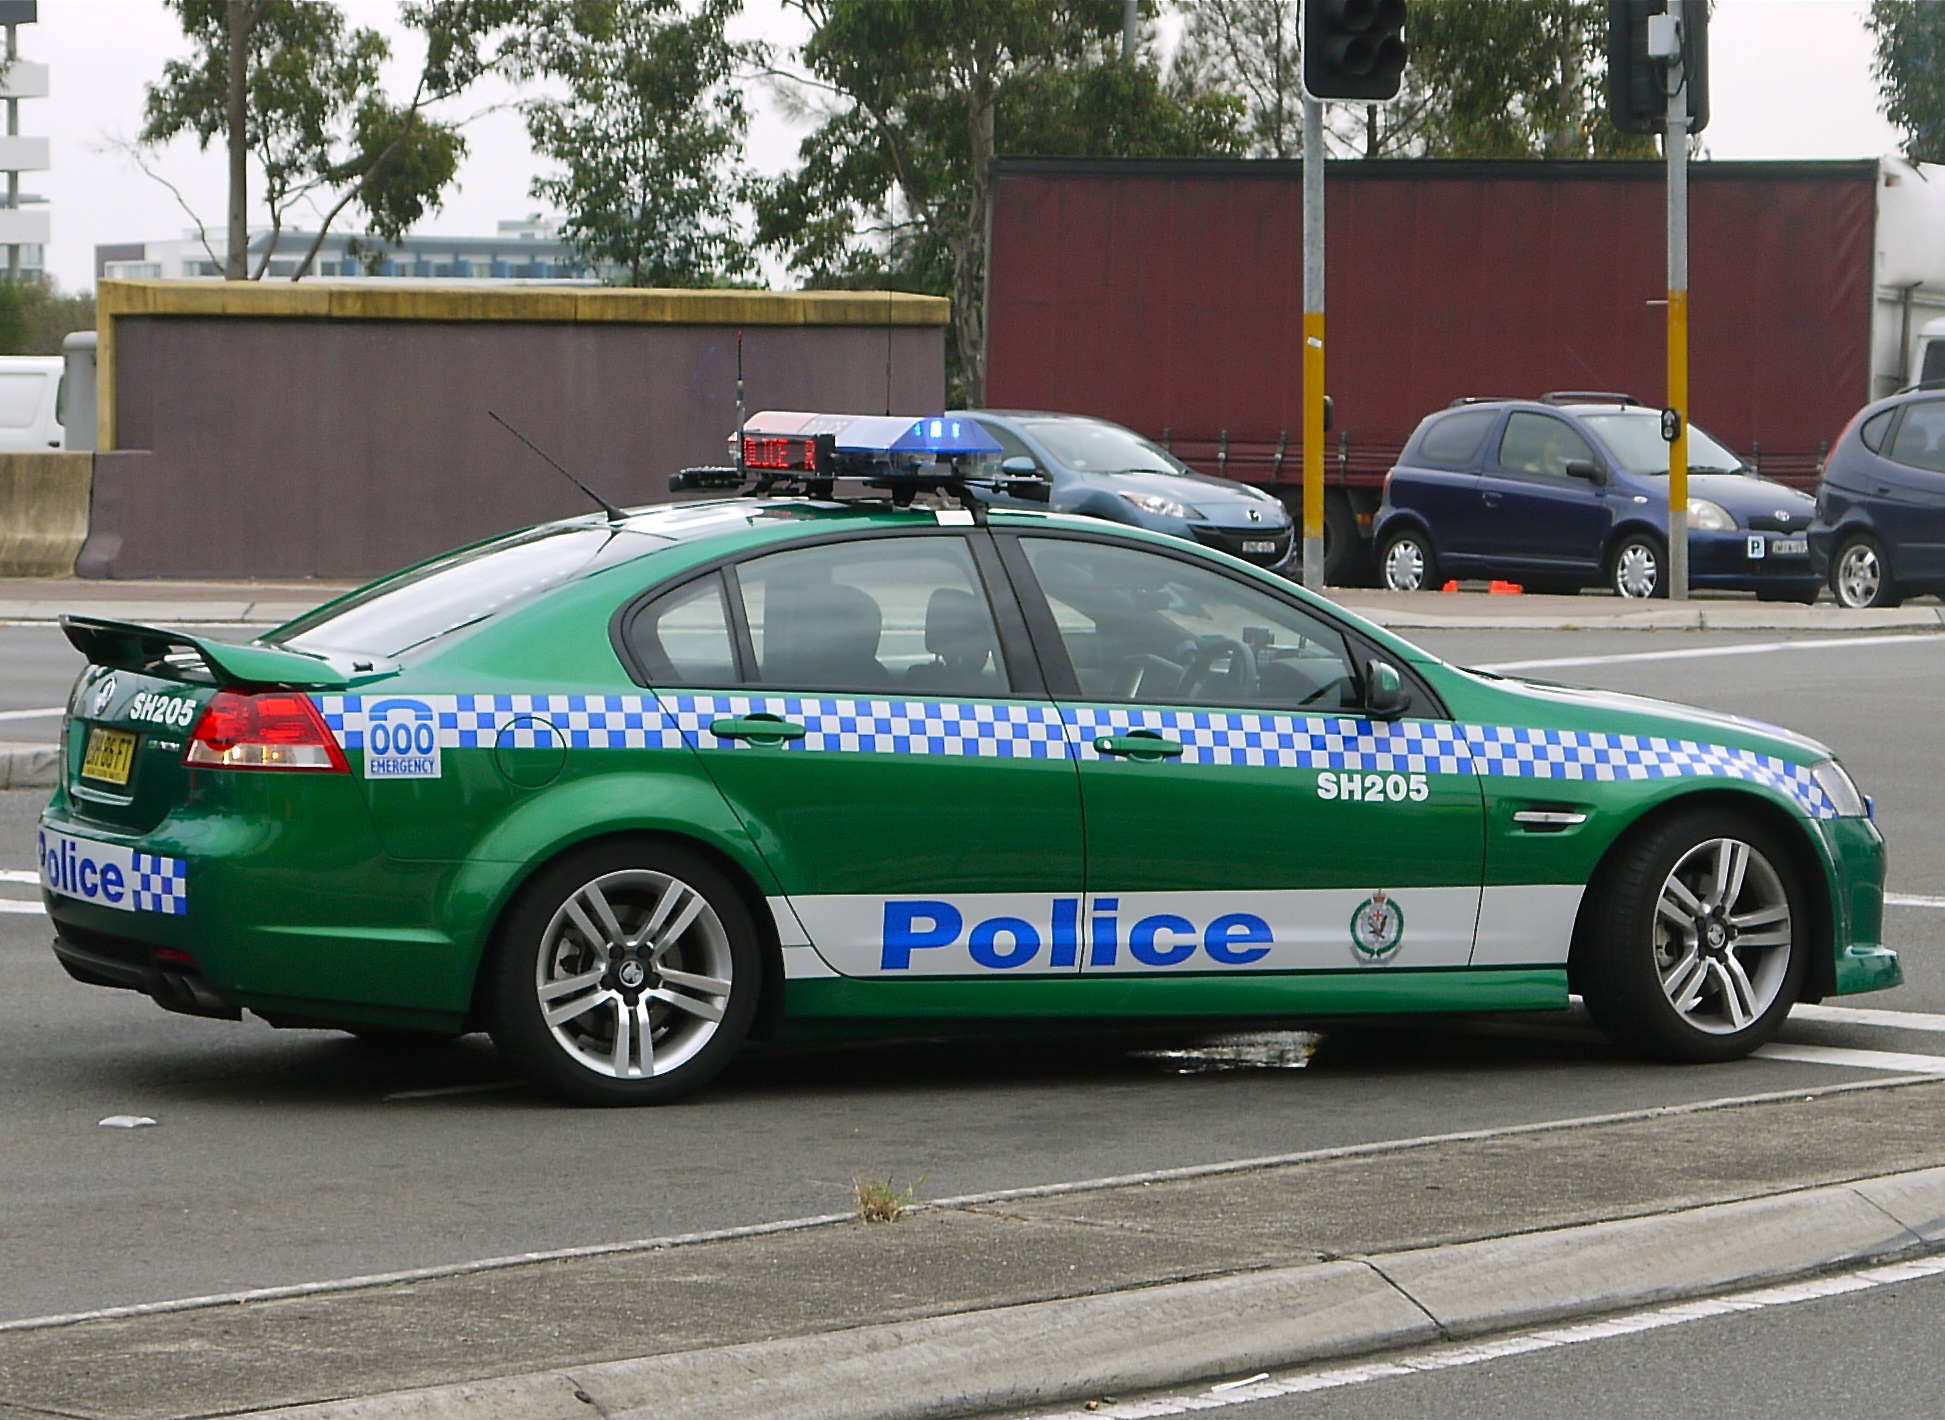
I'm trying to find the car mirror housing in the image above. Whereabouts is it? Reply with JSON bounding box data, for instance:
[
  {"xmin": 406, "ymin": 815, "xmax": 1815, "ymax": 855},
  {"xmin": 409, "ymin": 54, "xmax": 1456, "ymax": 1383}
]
[
  {"xmin": 1364, "ymin": 658, "xmax": 1410, "ymax": 720},
  {"xmin": 1000, "ymin": 456, "xmax": 1039, "ymax": 476},
  {"xmin": 1564, "ymin": 460, "xmax": 1605, "ymax": 483}
]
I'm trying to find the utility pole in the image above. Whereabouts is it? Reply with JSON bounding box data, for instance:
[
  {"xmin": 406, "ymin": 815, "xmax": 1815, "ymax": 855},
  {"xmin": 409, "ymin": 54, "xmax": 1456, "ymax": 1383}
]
[
  {"xmin": 1301, "ymin": 97, "xmax": 1326, "ymax": 593},
  {"xmin": 5, "ymin": 18, "xmax": 16, "ymax": 283},
  {"xmin": 1122, "ymin": 0, "xmax": 1137, "ymax": 61},
  {"xmin": 1660, "ymin": 1, "xmax": 1689, "ymax": 600}
]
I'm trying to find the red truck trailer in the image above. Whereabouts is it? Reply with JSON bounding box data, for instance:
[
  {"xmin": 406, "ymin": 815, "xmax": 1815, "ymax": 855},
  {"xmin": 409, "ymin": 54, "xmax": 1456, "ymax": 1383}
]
[{"xmin": 986, "ymin": 157, "xmax": 1932, "ymax": 584}]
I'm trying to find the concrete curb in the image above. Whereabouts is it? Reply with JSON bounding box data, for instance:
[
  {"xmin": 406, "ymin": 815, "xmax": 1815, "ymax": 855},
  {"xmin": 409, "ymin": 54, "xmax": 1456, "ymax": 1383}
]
[
  {"xmin": 1337, "ymin": 602, "xmax": 1945, "ymax": 633},
  {"xmin": 247, "ymin": 1164, "xmax": 1945, "ymax": 1420},
  {"xmin": 0, "ymin": 740, "xmax": 57, "ymax": 789}
]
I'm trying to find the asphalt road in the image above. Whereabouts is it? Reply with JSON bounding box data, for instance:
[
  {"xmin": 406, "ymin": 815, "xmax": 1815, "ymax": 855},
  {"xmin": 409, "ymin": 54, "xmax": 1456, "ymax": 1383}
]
[
  {"xmin": 0, "ymin": 625, "xmax": 83, "ymax": 739},
  {"xmin": 3, "ymin": 625, "xmax": 1945, "ymax": 1324},
  {"xmin": 1101, "ymin": 1262, "xmax": 1945, "ymax": 1420}
]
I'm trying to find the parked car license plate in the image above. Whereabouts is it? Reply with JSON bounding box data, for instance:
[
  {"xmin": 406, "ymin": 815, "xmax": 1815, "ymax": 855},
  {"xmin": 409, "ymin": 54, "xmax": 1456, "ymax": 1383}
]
[
  {"xmin": 80, "ymin": 726, "xmax": 137, "ymax": 785},
  {"xmin": 1771, "ymin": 537, "xmax": 1808, "ymax": 556},
  {"xmin": 1242, "ymin": 540, "xmax": 1278, "ymax": 554}
]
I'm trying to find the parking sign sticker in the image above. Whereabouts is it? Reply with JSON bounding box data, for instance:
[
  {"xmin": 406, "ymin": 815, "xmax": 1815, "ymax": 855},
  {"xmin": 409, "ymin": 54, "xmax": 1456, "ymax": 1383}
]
[{"xmin": 362, "ymin": 698, "xmax": 441, "ymax": 779}]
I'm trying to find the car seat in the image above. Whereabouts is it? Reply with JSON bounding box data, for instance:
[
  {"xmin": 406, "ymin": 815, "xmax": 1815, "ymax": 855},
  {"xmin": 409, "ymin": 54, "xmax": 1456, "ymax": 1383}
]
[
  {"xmin": 905, "ymin": 587, "xmax": 996, "ymax": 691},
  {"xmin": 761, "ymin": 581, "xmax": 889, "ymax": 687}
]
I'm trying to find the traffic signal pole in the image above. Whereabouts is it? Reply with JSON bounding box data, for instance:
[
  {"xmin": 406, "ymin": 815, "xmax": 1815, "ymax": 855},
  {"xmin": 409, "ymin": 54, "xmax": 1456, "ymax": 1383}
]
[
  {"xmin": 1664, "ymin": 0, "xmax": 1690, "ymax": 600},
  {"xmin": 1302, "ymin": 96, "xmax": 1326, "ymax": 593}
]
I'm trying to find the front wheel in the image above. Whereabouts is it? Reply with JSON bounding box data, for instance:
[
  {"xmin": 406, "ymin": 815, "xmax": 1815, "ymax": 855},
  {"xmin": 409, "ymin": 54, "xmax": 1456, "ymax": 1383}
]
[
  {"xmin": 1608, "ymin": 533, "xmax": 1665, "ymax": 599},
  {"xmin": 1379, "ymin": 529, "xmax": 1438, "ymax": 592},
  {"xmin": 1575, "ymin": 807, "xmax": 1806, "ymax": 1062},
  {"xmin": 1831, "ymin": 535, "xmax": 1901, "ymax": 609},
  {"xmin": 487, "ymin": 840, "xmax": 760, "ymax": 1105}
]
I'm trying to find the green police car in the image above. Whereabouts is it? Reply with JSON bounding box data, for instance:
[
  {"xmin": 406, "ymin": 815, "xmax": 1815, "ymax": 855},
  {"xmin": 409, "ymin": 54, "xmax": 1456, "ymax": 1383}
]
[{"xmin": 39, "ymin": 413, "xmax": 1897, "ymax": 1105}]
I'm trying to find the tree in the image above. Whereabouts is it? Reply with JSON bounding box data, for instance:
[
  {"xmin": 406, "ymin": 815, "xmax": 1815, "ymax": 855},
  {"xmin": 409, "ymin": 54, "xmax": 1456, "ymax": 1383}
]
[
  {"xmin": 140, "ymin": 1, "xmax": 527, "ymax": 280},
  {"xmin": 758, "ymin": 0, "xmax": 1242, "ymax": 405},
  {"xmin": 1869, "ymin": 0, "xmax": 1945, "ymax": 165},
  {"xmin": 1172, "ymin": 0, "xmax": 1653, "ymax": 160},
  {"xmin": 524, "ymin": 0, "xmax": 756, "ymax": 286}
]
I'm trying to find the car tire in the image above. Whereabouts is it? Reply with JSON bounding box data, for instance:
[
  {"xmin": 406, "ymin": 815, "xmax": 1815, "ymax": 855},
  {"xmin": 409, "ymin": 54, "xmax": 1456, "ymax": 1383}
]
[
  {"xmin": 486, "ymin": 839, "xmax": 761, "ymax": 1106},
  {"xmin": 1378, "ymin": 528, "xmax": 1438, "ymax": 592},
  {"xmin": 1608, "ymin": 533, "xmax": 1665, "ymax": 599},
  {"xmin": 1574, "ymin": 806, "xmax": 1807, "ymax": 1063},
  {"xmin": 1830, "ymin": 535, "xmax": 1901, "ymax": 609}
]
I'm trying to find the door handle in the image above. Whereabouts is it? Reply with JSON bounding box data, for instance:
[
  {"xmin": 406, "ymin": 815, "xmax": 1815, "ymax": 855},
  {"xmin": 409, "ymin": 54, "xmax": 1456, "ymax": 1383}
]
[
  {"xmin": 1093, "ymin": 732, "xmax": 1184, "ymax": 760},
  {"xmin": 1481, "ymin": 491, "xmax": 1503, "ymax": 507},
  {"xmin": 709, "ymin": 715, "xmax": 806, "ymax": 745}
]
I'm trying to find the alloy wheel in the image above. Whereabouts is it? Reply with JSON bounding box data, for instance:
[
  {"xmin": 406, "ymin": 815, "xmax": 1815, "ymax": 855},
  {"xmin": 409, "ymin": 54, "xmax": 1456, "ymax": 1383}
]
[
  {"xmin": 1835, "ymin": 542, "xmax": 1882, "ymax": 609},
  {"xmin": 1652, "ymin": 837, "xmax": 1793, "ymax": 1035},
  {"xmin": 535, "ymin": 868, "xmax": 734, "ymax": 1080}
]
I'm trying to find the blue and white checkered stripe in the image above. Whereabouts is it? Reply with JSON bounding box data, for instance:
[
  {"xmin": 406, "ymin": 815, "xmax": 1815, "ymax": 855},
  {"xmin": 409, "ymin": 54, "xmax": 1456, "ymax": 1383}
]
[
  {"xmin": 311, "ymin": 693, "xmax": 1833, "ymax": 813},
  {"xmin": 131, "ymin": 853, "xmax": 187, "ymax": 915},
  {"xmin": 315, "ymin": 695, "xmax": 687, "ymax": 750},
  {"xmin": 660, "ymin": 696, "xmax": 1073, "ymax": 758},
  {"xmin": 1462, "ymin": 724, "xmax": 1834, "ymax": 816},
  {"xmin": 1065, "ymin": 708, "xmax": 1474, "ymax": 774}
]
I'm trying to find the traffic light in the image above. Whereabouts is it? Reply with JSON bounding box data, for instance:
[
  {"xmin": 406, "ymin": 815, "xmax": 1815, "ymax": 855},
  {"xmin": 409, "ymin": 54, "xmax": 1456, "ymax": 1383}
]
[
  {"xmin": 1302, "ymin": 0, "xmax": 1408, "ymax": 103},
  {"xmin": 1608, "ymin": 0, "xmax": 1709, "ymax": 136}
]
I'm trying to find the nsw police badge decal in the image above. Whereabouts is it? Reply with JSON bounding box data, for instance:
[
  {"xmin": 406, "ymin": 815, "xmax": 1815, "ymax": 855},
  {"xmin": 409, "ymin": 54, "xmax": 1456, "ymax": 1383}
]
[{"xmin": 1349, "ymin": 891, "xmax": 1404, "ymax": 964}]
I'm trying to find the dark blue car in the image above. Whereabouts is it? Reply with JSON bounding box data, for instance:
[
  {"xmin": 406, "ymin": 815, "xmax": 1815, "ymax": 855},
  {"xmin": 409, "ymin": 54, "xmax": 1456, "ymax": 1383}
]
[
  {"xmin": 1371, "ymin": 397, "xmax": 1820, "ymax": 600},
  {"xmin": 1810, "ymin": 389, "xmax": 1945, "ymax": 608}
]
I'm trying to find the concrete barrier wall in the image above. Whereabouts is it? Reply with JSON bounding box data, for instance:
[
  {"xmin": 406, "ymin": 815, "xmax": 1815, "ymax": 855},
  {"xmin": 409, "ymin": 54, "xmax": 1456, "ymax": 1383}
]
[
  {"xmin": 82, "ymin": 281, "xmax": 950, "ymax": 580},
  {"xmin": 0, "ymin": 451, "xmax": 92, "ymax": 576}
]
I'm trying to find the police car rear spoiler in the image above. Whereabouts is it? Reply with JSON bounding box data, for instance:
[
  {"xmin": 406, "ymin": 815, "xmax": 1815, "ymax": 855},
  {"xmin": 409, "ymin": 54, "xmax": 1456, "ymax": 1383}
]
[{"xmin": 60, "ymin": 616, "xmax": 349, "ymax": 690}]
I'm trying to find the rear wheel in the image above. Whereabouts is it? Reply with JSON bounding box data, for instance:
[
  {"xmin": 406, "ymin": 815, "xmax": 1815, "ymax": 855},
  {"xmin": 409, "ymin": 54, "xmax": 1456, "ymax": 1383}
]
[
  {"xmin": 1379, "ymin": 528, "xmax": 1438, "ymax": 592},
  {"xmin": 1831, "ymin": 535, "xmax": 1900, "ymax": 609},
  {"xmin": 487, "ymin": 840, "xmax": 759, "ymax": 1105},
  {"xmin": 1608, "ymin": 533, "xmax": 1665, "ymax": 599},
  {"xmin": 1575, "ymin": 807, "xmax": 1806, "ymax": 1063}
]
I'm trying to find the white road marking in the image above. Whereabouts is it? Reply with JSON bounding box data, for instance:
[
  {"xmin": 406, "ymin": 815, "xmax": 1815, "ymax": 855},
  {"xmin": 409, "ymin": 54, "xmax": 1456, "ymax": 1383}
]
[
  {"xmin": 1794, "ymin": 1003, "xmax": 1945, "ymax": 1033},
  {"xmin": 1475, "ymin": 630, "xmax": 1945, "ymax": 674},
  {"xmin": 0, "ymin": 899, "xmax": 44, "ymax": 914},
  {"xmin": 1022, "ymin": 1254, "xmax": 1945, "ymax": 1419},
  {"xmin": 0, "ymin": 705, "xmax": 62, "ymax": 721},
  {"xmin": 1756, "ymin": 1042, "xmax": 1945, "ymax": 1074},
  {"xmin": 0, "ymin": 869, "xmax": 39, "ymax": 883},
  {"xmin": 1886, "ymin": 891, "xmax": 1945, "ymax": 908}
]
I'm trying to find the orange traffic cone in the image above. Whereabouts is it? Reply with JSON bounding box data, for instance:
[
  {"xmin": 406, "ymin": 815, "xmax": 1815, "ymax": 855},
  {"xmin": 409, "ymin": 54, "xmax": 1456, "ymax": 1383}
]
[
  {"xmin": 1489, "ymin": 580, "xmax": 1524, "ymax": 595},
  {"xmin": 1440, "ymin": 580, "xmax": 1460, "ymax": 593}
]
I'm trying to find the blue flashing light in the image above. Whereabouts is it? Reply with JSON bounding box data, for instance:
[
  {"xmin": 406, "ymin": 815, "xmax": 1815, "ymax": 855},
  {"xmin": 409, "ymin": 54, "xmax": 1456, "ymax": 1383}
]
[{"xmin": 742, "ymin": 411, "xmax": 1002, "ymax": 461}]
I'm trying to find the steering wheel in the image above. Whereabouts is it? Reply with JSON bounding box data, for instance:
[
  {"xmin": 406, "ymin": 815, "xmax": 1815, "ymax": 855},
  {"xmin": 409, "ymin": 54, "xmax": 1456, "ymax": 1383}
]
[{"xmin": 1178, "ymin": 636, "xmax": 1258, "ymax": 702}]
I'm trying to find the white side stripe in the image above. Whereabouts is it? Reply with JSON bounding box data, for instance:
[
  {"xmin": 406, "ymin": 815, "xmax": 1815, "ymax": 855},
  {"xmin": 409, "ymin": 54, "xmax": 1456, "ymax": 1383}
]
[
  {"xmin": 1023, "ymin": 1254, "xmax": 1945, "ymax": 1419},
  {"xmin": 1793, "ymin": 1003, "xmax": 1945, "ymax": 1033},
  {"xmin": 1885, "ymin": 891, "xmax": 1945, "ymax": 908},
  {"xmin": 0, "ymin": 899, "xmax": 44, "ymax": 915},
  {"xmin": 1475, "ymin": 631, "xmax": 1945, "ymax": 674}
]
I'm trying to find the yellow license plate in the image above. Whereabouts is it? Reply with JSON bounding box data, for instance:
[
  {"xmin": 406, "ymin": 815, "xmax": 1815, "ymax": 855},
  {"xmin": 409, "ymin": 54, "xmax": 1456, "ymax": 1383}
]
[{"xmin": 80, "ymin": 726, "xmax": 137, "ymax": 786}]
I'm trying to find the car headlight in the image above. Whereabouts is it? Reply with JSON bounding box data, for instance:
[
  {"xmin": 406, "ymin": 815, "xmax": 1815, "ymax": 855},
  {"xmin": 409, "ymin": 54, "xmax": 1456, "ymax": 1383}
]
[
  {"xmin": 1811, "ymin": 758, "xmax": 1870, "ymax": 818},
  {"xmin": 1118, "ymin": 491, "xmax": 1201, "ymax": 520},
  {"xmin": 1687, "ymin": 498, "xmax": 1736, "ymax": 532}
]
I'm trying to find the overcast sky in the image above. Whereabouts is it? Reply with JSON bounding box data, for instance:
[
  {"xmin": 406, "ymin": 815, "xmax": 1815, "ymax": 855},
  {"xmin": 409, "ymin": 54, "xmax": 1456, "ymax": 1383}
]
[{"xmin": 33, "ymin": 0, "xmax": 1902, "ymax": 293}]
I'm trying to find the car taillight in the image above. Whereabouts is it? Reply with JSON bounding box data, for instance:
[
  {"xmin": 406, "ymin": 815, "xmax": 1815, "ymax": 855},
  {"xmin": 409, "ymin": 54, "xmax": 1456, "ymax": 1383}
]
[{"xmin": 185, "ymin": 691, "xmax": 348, "ymax": 771}]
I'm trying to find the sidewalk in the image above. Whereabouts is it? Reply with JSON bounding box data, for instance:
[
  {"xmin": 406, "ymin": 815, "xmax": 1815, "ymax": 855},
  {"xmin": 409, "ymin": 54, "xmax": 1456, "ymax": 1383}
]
[
  {"xmin": 6, "ymin": 577, "xmax": 1942, "ymax": 634},
  {"xmin": 5, "ymin": 1076, "xmax": 1944, "ymax": 1420}
]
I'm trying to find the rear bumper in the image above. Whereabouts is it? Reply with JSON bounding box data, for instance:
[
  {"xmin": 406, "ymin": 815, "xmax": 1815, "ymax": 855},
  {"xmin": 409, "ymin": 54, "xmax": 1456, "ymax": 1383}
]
[{"xmin": 49, "ymin": 918, "xmax": 241, "ymax": 1019}]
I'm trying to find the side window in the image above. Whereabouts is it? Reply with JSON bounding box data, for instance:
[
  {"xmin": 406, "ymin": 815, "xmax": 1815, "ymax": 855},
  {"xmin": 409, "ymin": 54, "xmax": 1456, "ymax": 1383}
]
[
  {"xmin": 1887, "ymin": 399, "xmax": 1945, "ymax": 473},
  {"xmin": 1020, "ymin": 537, "xmax": 1359, "ymax": 711},
  {"xmin": 1416, "ymin": 409, "xmax": 1498, "ymax": 468},
  {"xmin": 1498, "ymin": 413, "xmax": 1597, "ymax": 478},
  {"xmin": 624, "ymin": 572, "xmax": 737, "ymax": 686},
  {"xmin": 1860, "ymin": 408, "xmax": 1897, "ymax": 454},
  {"xmin": 735, "ymin": 536, "xmax": 1008, "ymax": 696},
  {"xmin": 977, "ymin": 419, "xmax": 1038, "ymax": 466}
]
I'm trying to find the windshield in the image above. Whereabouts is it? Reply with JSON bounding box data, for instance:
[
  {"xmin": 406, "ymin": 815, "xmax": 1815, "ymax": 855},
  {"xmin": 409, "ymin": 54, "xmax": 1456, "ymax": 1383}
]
[
  {"xmin": 1016, "ymin": 417, "xmax": 1189, "ymax": 476},
  {"xmin": 1580, "ymin": 411, "xmax": 1744, "ymax": 475},
  {"xmin": 272, "ymin": 524, "xmax": 670, "ymax": 659}
]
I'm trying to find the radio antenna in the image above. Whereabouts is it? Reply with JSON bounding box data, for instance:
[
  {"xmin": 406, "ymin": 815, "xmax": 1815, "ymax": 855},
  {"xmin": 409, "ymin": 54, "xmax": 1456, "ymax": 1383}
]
[
  {"xmin": 735, "ymin": 330, "xmax": 746, "ymax": 483},
  {"xmin": 488, "ymin": 410, "xmax": 626, "ymax": 523}
]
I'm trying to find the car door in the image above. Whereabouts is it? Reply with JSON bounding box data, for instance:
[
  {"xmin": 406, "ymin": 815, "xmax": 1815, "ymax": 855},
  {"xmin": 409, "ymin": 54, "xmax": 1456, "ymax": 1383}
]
[
  {"xmin": 622, "ymin": 528, "xmax": 1086, "ymax": 980},
  {"xmin": 1400, "ymin": 407, "xmax": 1500, "ymax": 569},
  {"xmin": 1478, "ymin": 412, "xmax": 1611, "ymax": 575},
  {"xmin": 1000, "ymin": 532, "xmax": 1486, "ymax": 979},
  {"xmin": 1874, "ymin": 398, "xmax": 1945, "ymax": 580}
]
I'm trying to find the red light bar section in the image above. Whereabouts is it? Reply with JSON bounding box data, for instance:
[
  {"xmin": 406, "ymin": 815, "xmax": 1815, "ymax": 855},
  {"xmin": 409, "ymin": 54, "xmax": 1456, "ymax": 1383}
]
[{"xmin": 743, "ymin": 435, "xmax": 815, "ymax": 471}]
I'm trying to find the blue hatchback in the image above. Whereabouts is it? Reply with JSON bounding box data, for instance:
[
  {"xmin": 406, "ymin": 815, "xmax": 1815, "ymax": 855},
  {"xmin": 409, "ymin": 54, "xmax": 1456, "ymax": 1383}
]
[
  {"xmin": 1810, "ymin": 390, "xmax": 1945, "ymax": 608},
  {"xmin": 1372, "ymin": 397, "xmax": 1820, "ymax": 600}
]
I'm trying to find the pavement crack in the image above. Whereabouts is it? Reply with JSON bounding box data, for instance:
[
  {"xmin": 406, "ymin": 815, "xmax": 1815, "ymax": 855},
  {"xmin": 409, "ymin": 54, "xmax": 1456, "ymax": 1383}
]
[
  {"xmin": 1353, "ymin": 1254, "xmax": 1451, "ymax": 1341},
  {"xmin": 949, "ymin": 1205, "xmax": 1159, "ymax": 1233}
]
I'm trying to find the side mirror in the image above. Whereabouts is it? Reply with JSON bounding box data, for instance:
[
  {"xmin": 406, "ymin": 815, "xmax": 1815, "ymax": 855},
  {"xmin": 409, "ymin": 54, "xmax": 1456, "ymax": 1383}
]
[
  {"xmin": 1563, "ymin": 459, "xmax": 1604, "ymax": 483},
  {"xmin": 1000, "ymin": 456, "xmax": 1039, "ymax": 476},
  {"xmin": 1365, "ymin": 658, "xmax": 1410, "ymax": 720},
  {"xmin": 996, "ymin": 455, "xmax": 1051, "ymax": 502}
]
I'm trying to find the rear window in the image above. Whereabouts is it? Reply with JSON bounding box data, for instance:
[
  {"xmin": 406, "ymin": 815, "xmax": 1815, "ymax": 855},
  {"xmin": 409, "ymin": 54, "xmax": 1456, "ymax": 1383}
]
[
  {"xmin": 1415, "ymin": 410, "xmax": 1497, "ymax": 467},
  {"xmin": 1861, "ymin": 408, "xmax": 1896, "ymax": 453},
  {"xmin": 1887, "ymin": 399, "xmax": 1945, "ymax": 473},
  {"xmin": 273, "ymin": 524, "xmax": 670, "ymax": 659}
]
